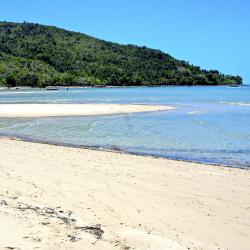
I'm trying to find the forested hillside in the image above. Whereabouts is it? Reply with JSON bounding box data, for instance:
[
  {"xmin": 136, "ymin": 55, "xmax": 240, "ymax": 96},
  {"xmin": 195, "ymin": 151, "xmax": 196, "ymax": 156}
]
[{"xmin": 0, "ymin": 22, "xmax": 242, "ymax": 87}]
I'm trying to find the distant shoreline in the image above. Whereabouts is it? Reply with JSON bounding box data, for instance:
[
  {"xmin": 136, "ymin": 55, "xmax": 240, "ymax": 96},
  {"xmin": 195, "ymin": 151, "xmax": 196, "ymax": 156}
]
[{"xmin": 0, "ymin": 84, "xmax": 245, "ymax": 92}]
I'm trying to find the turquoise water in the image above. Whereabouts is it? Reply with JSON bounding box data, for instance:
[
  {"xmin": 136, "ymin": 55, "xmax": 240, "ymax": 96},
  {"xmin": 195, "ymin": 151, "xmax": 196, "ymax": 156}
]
[{"xmin": 0, "ymin": 86, "xmax": 250, "ymax": 168}]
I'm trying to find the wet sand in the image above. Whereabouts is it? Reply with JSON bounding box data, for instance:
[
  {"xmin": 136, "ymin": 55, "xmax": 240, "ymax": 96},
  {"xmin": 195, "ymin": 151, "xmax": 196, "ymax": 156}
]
[
  {"xmin": 0, "ymin": 138, "xmax": 249, "ymax": 249},
  {"xmin": 0, "ymin": 104, "xmax": 173, "ymax": 117}
]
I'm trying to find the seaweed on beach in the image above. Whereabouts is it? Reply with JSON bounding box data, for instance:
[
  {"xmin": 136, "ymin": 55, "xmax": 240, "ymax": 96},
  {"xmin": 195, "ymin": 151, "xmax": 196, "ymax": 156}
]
[{"xmin": 10, "ymin": 201, "xmax": 105, "ymax": 240}]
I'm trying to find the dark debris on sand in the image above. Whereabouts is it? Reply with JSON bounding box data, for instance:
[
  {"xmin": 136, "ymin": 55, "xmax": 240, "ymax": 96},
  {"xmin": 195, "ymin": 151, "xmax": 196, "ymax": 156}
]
[
  {"xmin": 75, "ymin": 224, "xmax": 104, "ymax": 240},
  {"xmin": 5, "ymin": 201, "xmax": 105, "ymax": 241}
]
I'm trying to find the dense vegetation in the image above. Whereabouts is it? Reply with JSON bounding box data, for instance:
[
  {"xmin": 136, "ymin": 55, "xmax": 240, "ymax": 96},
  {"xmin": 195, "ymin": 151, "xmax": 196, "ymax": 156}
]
[{"xmin": 0, "ymin": 22, "xmax": 242, "ymax": 87}]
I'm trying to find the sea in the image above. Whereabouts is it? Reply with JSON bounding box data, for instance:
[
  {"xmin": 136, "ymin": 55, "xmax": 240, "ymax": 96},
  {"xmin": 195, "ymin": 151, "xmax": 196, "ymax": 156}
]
[{"xmin": 0, "ymin": 85, "xmax": 249, "ymax": 168}]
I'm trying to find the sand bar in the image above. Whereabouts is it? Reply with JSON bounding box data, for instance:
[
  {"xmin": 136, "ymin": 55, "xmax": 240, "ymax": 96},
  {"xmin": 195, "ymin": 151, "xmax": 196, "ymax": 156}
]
[
  {"xmin": 0, "ymin": 138, "xmax": 249, "ymax": 249},
  {"xmin": 0, "ymin": 104, "xmax": 173, "ymax": 118}
]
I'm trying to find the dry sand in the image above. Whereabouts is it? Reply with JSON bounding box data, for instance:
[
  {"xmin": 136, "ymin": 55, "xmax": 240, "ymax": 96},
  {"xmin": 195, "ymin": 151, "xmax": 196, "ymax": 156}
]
[
  {"xmin": 0, "ymin": 138, "xmax": 249, "ymax": 249},
  {"xmin": 0, "ymin": 104, "xmax": 173, "ymax": 118}
]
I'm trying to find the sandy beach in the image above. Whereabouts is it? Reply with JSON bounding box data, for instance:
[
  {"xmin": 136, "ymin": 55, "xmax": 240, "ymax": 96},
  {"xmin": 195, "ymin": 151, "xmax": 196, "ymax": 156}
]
[
  {"xmin": 0, "ymin": 104, "xmax": 173, "ymax": 118},
  {"xmin": 0, "ymin": 138, "xmax": 249, "ymax": 249}
]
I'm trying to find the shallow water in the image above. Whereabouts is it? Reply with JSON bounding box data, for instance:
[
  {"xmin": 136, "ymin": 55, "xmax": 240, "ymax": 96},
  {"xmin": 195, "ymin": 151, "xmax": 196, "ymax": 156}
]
[{"xmin": 0, "ymin": 86, "xmax": 250, "ymax": 168}]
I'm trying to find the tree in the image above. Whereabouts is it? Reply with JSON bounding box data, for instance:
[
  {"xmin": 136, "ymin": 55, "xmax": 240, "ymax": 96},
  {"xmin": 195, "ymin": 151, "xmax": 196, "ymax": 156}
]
[{"xmin": 0, "ymin": 22, "xmax": 243, "ymax": 87}]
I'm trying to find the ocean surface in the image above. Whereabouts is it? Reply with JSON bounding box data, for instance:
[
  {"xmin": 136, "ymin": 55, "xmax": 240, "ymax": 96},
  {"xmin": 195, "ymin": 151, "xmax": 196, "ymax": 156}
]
[{"xmin": 0, "ymin": 86, "xmax": 250, "ymax": 168}]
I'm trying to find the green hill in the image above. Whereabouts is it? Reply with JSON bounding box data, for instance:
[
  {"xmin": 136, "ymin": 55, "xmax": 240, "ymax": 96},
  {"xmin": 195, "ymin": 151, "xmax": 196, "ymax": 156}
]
[{"xmin": 0, "ymin": 22, "xmax": 242, "ymax": 87}]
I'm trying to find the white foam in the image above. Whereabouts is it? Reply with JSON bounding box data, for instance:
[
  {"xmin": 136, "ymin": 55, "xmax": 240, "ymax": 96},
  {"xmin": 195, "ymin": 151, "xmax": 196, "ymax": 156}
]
[
  {"xmin": 220, "ymin": 102, "xmax": 250, "ymax": 106},
  {"xmin": 187, "ymin": 111, "xmax": 200, "ymax": 115}
]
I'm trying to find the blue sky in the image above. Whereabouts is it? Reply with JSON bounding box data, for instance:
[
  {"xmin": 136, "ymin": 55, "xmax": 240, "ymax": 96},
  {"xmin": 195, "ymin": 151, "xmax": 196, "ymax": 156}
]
[{"xmin": 1, "ymin": 0, "xmax": 249, "ymax": 83}]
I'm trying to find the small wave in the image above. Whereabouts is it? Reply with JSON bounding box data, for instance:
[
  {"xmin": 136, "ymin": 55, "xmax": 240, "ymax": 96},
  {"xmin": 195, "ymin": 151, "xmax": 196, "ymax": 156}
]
[
  {"xmin": 51, "ymin": 99, "xmax": 70, "ymax": 103},
  {"xmin": 220, "ymin": 102, "xmax": 250, "ymax": 106},
  {"xmin": 187, "ymin": 111, "xmax": 200, "ymax": 115}
]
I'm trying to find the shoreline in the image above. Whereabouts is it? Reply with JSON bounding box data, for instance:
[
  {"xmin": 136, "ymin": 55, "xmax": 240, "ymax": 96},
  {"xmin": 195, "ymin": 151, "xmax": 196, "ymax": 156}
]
[
  {"xmin": 0, "ymin": 84, "xmax": 246, "ymax": 92},
  {"xmin": 1, "ymin": 134, "xmax": 248, "ymax": 170},
  {"xmin": 0, "ymin": 138, "xmax": 249, "ymax": 249}
]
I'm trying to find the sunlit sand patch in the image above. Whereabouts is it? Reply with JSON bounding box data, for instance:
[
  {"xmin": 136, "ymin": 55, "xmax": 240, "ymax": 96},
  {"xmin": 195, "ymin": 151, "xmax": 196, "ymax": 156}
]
[{"xmin": 0, "ymin": 104, "xmax": 174, "ymax": 118}]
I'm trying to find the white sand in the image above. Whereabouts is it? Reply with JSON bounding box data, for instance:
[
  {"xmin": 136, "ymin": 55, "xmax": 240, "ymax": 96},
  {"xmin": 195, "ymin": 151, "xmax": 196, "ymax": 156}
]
[
  {"xmin": 0, "ymin": 104, "xmax": 173, "ymax": 117},
  {"xmin": 0, "ymin": 138, "xmax": 249, "ymax": 249}
]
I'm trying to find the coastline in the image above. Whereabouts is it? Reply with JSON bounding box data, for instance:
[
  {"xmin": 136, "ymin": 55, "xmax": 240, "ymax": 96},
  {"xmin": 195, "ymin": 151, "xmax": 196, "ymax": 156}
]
[
  {"xmin": 1, "ymin": 134, "xmax": 248, "ymax": 170},
  {"xmin": 0, "ymin": 138, "xmax": 249, "ymax": 249},
  {"xmin": 0, "ymin": 84, "xmax": 245, "ymax": 92}
]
